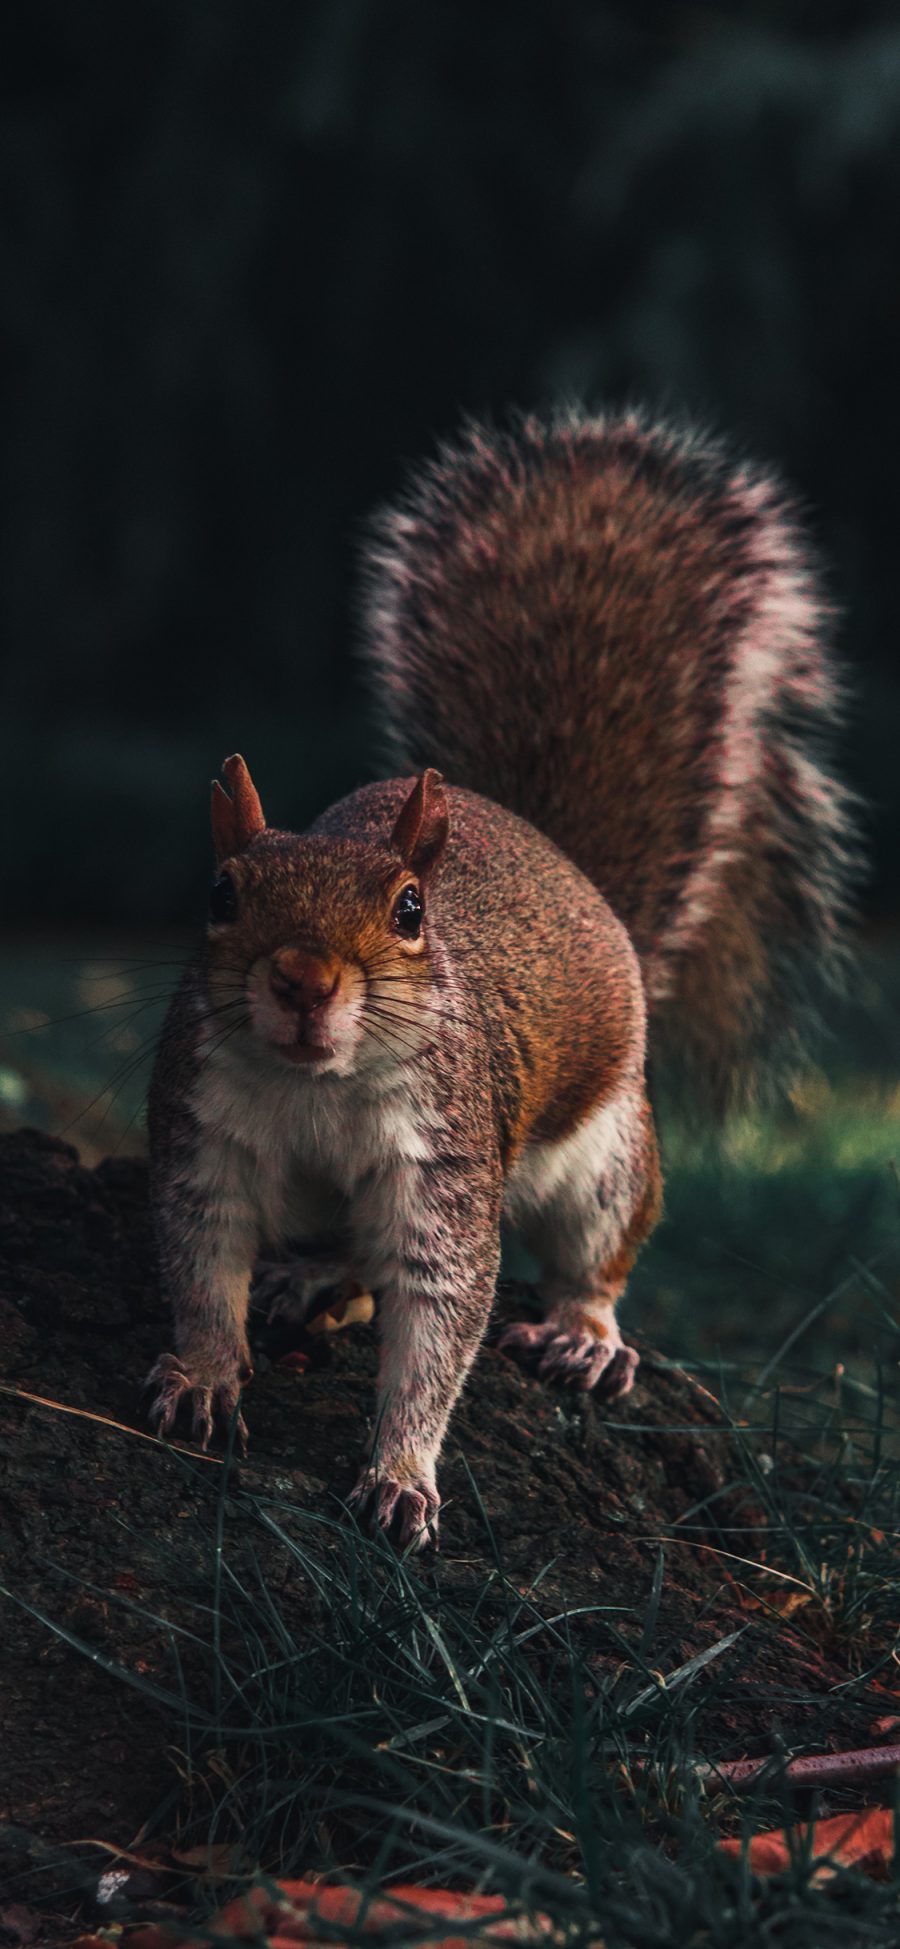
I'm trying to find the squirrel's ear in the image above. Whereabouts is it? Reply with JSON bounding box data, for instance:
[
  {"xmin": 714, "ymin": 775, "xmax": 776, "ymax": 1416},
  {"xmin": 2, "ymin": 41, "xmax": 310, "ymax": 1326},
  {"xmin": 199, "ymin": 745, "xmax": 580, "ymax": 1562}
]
[
  {"xmin": 210, "ymin": 754, "xmax": 266, "ymax": 863},
  {"xmin": 391, "ymin": 769, "xmax": 449, "ymax": 875}
]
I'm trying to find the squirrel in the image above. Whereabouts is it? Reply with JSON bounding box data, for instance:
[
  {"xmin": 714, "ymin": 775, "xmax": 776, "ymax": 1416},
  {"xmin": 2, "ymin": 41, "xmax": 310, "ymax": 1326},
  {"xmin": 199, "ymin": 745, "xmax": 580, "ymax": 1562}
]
[{"xmin": 145, "ymin": 406, "xmax": 854, "ymax": 1549}]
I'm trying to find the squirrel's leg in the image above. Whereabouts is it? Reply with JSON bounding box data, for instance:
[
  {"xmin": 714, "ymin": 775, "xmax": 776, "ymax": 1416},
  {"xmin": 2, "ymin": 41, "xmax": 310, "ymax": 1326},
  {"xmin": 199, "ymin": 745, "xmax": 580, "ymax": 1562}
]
[
  {"xmin": 146, "ymin": 1137, "xmax": 263, "ymax": 1452},
  {"xmin": 499, "ymin": 1086, "xmax": 661, "ymax": 1399},
  {"xmin": 347, "ymin": 1157, "xmax": 502, "ymax": 1551}
]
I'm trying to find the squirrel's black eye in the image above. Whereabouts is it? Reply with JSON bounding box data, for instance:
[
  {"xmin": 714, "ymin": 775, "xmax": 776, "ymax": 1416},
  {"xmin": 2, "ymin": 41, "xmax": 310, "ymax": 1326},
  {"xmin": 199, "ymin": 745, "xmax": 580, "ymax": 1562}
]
[
  {"xmin": 393, "ymin": 883, "xmax": 423, "ymax": 939},
  {"xmin": 210, "ymin": 871, "xmax": 237, "ymax": 924}
]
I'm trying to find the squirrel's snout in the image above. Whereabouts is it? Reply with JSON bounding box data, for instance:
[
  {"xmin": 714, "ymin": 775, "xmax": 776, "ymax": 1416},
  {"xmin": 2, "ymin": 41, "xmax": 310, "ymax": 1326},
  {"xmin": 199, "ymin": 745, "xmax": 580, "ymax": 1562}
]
[{"xmin": 269, "ymin": 947, "xmax": 340, "ymax": 1015}]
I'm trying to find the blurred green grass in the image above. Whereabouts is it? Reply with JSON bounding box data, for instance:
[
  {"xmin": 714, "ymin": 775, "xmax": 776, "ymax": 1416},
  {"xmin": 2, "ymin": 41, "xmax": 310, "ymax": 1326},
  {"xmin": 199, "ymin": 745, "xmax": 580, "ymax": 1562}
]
[
  {"xmin": 2, "ymin": 931, "xmax": 899, "ymax": 1379},
  {"xmin": 635, "ymin": 944, "xmax": 900, "ymax": 1373}
]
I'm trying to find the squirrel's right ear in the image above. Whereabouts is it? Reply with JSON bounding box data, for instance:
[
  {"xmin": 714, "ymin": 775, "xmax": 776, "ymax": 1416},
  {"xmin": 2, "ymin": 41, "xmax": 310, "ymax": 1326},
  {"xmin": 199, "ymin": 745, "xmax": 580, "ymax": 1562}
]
[
  {"xmin": 210, "ymin": 754, "xmax": 266, "ymax": 864},
  {"xmin": 391, "ymin": 769, "xmax": 449, "ymax": 875}
]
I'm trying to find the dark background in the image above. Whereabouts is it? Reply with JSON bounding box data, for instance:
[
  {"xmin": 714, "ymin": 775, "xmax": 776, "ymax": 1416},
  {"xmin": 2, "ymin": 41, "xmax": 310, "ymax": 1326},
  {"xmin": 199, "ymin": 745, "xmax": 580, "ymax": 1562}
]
[{"xmin": 3, "ymin": 0, "xmax": 899, "ymax": 928}]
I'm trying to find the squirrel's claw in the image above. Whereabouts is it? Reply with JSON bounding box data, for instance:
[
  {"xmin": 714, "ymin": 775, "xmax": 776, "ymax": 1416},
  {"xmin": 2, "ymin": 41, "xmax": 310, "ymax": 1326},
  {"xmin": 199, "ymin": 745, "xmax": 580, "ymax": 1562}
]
[
  {"xmin": 594, "ymin": 1343, "xmax": 640, "ymax": 1396},
  {"xmin": 144, "ymin": 1353, "xmax": 250, "ymax": 1455},
  {"xmin": 347, "ymin": 1465, "xmax": 440, "ymax": 1553},
  {"xmin": 498, "ymin": 1317, "xmax": 639, "ymax": 1398},
  {"xmin": 144, "ymin": 1353, "xmax": 192, "ymax": 1438},
  {"xmin": 190, "ymin": 1386, "xmax": 215, "ymax": 1450}
]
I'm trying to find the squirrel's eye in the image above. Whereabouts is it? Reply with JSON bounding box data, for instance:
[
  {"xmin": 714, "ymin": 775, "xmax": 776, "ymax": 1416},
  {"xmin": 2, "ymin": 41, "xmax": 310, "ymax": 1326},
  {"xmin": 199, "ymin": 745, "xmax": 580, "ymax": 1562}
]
[
  {"xmin": 393, "ymin": 884, "xmax": 423, "ymax": 939},
  {"xmin": 210, "ymin": 872, "xmax": 238, "ymax": 924}
]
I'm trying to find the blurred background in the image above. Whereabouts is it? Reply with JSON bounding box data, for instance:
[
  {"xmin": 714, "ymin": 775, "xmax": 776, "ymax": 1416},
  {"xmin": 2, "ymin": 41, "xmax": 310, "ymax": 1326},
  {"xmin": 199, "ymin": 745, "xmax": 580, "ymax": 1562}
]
[
  {"xmin": 3, "ymin": 0, "xmax": 900, "ymax": 1371},
  {"xmin": 5, "ymin": 0, "xmax": 900, "ymax": 923}
]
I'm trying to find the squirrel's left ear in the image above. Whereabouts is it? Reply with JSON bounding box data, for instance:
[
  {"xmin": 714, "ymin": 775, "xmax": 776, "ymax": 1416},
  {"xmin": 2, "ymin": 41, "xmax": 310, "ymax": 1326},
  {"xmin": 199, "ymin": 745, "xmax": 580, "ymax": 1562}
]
[
  {"xmin": 211, "ymin": 754, "xmax": 266, "ymax": 863},
  {"xmin": 392, "ymin": 769, "xmax": 449, "ymax": 875}
]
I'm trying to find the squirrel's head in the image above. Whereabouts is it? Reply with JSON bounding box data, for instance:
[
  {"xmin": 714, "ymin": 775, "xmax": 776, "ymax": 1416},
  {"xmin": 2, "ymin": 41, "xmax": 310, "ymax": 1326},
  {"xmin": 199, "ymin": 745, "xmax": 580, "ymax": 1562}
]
[{"xmin": 203, "ymin": 756, "xmax": 449, "ymax": 1079}]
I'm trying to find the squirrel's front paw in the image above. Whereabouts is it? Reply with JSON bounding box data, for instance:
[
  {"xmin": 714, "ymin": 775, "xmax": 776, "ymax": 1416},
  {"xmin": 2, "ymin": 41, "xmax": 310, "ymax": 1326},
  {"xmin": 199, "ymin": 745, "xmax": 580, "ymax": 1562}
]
[
  {"xmin": 498, "ymin": 1314, "xmax": 639, "ymax": 1397},
  {"xmin": 347, "ymin": 1463, "xmax": 440, "ymax": 1552},
  {"xmin": 144, "ymin": 1351, "xmax": 251, "ymax": 1454}
]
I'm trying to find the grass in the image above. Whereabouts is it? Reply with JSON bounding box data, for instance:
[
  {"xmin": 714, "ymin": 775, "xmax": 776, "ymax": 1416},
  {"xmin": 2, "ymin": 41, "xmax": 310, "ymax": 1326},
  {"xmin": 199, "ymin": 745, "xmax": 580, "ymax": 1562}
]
[
  {"xmin": 5, "ymin": 1359, "xmax": 900, "ymax": 1946},
  {"xmin": 2, "ymin": 935, "xmax": 900, "ymax": 1939}
]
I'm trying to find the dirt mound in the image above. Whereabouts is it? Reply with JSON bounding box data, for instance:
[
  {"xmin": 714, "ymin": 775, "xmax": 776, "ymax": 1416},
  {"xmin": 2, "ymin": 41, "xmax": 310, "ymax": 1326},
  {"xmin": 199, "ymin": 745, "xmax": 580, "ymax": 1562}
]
[{"xmin": 0, "ymin": 1128, "xmax": 887, "ymax": 1891}]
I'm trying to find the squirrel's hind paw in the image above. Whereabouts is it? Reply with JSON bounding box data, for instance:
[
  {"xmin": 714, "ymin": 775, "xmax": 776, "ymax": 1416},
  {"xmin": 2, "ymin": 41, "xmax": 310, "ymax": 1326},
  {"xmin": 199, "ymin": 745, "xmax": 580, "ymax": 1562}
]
[
  {"xmin": 498, "ymin": 1316, "xmax": 639, "ymax": 1398},
  {"xmin": 347, "ymin": 1465, "xmax": 440, "ymax": 1552},
  {"xmin": 144, "ymin": 1352, "xmax": 250, "ymax": 1455},
  {"xmin": 251, "ymin": 1252, "xmax": 353, "ymax": 1329}
]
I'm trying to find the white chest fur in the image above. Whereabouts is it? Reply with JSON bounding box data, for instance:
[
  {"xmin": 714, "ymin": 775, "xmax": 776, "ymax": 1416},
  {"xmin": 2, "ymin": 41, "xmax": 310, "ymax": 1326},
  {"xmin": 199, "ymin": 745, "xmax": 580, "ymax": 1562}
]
[{"xmin": 190, "ymin": 1027, "xmax": 435, "ymax": 1224}]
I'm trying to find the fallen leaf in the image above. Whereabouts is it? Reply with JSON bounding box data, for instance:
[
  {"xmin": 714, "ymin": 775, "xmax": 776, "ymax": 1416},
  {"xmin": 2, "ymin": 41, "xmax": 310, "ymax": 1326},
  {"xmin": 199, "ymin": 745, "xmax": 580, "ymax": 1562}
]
[
  {"xmin": 170, "ymin": 1842, "xmax": 244, "ymax": 1875},
  {"xmin": 767, "ymin": 1588, "xmax": 812, "ymax": 1618},
  {"xmin": 277, "ymin": 1351, "xmax": 311, "ymax": 1374},
  {"xmin": 122, "ymin": 1877, "xmax": 559, "ymax": 1946},
  {"xmin": 719, "ymin": 1806, "xmax": 894, "ymax": 1881},
  {"xmin": 730, "ymin": 1585, "xmax": 811, "ymax": 1618}
]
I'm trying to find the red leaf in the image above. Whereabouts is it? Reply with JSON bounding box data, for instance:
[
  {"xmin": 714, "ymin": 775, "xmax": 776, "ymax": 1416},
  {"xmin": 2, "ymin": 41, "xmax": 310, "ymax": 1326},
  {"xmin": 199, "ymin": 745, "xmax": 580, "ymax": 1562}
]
[
  {"xmin": 123, "ymin": 1879, "xmax": 555, "ymax": 1946},
  {"xmin": 720, "ymin": 1807, "xmax": 894, "ymax": 1881}
]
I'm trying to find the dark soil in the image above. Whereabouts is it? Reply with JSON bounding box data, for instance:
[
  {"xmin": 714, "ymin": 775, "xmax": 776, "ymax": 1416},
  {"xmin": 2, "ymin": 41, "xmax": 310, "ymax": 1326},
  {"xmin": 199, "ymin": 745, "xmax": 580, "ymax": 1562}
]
[{"xmin": 0, "ymin": 1128, "xmax": 892, "ymax": 1925}]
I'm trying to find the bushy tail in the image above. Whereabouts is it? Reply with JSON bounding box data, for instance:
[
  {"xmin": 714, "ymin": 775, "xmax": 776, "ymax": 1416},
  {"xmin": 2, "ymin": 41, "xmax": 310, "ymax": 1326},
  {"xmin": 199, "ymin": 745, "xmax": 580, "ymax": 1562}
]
[{"xmin": 361, "ymin": 407, "xmax": 857, "ymax": 1110}]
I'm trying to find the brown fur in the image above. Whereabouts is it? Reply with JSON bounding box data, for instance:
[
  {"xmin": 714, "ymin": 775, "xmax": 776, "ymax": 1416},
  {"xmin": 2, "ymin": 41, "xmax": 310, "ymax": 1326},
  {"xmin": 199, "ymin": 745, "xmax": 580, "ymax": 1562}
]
[
  {"xmin": 145, "ymin": 405, "xmax": 854, "ymax": 1544},
  {"xmin": 364, "ymin": 407, "xmax": 856, "ymax": 1110},
  {"xmin": 148, "ymin": 765, "xmax": 656, "ymax": 1538},
  {"xmin": 211, "ymin": 753, "xmax": 266, "ymax": 863},
  {"xmin": 309, "ymin": 777, "xmax": 643, "ymax": 1162}
]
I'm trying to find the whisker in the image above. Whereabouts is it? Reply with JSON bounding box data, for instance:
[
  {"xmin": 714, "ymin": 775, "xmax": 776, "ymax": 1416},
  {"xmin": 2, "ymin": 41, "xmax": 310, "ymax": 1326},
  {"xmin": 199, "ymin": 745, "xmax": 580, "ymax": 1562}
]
[
  {"xmin": 7, "ymin": 998, "xmax": 171, "ymax": 1036},
  {"xmin": 75, "ymin": 958, "xmax": 189, "ymax": 973},
  {"xmin": 7, "ymin": 983, "xmax": 249, "ymax": 1044},
  {"xmin": 49, "ymin": 996, "xmax": 251, "ymax": 1144},
  {"xmin": 359, "ymin": 1013, "xmax": 429, "ymax": 1058},
  {"xmin": 194, "ymin": 1017, "xmax": 252, "ymax": 1072},
  {"xmin": 365, "ymin": 988, "xmax": 469, "ymax": 1016},
  {"xmin": 74, "ymin": 956, "xmax": 249, "ymax": 982},
  {"xmin": 54, "ymin": 1035, "xmax": 165, "ymax": 1143},
  {"xmin": 360, "ymin": 1020, "xmax": 418, "ymax": 1065},
  {"xmin": 80, "ymin": 996, "xmax": 187, "ymax": 1057},
  {"xmin": 60, "ymin": 943, "xmax": 193, "ymax": 966},
  {"xmin": 363, "ymin": 1002, "xmax": 445, "ymax": 1038},
  {"xmin": 364, "ymin": 964, "xmax": 465, "ymax": 992},
  {"xmin": 364, "ymin": 993, "xmax": 473, "ymax": 1030}
]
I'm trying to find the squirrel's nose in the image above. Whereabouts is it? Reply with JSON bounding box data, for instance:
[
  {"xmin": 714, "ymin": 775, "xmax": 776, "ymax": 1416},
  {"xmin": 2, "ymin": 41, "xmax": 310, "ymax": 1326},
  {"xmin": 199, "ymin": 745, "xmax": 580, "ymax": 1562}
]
[{"xmin": 269, "ymin": 947, "xmax": 340, "ymax": 1013}]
